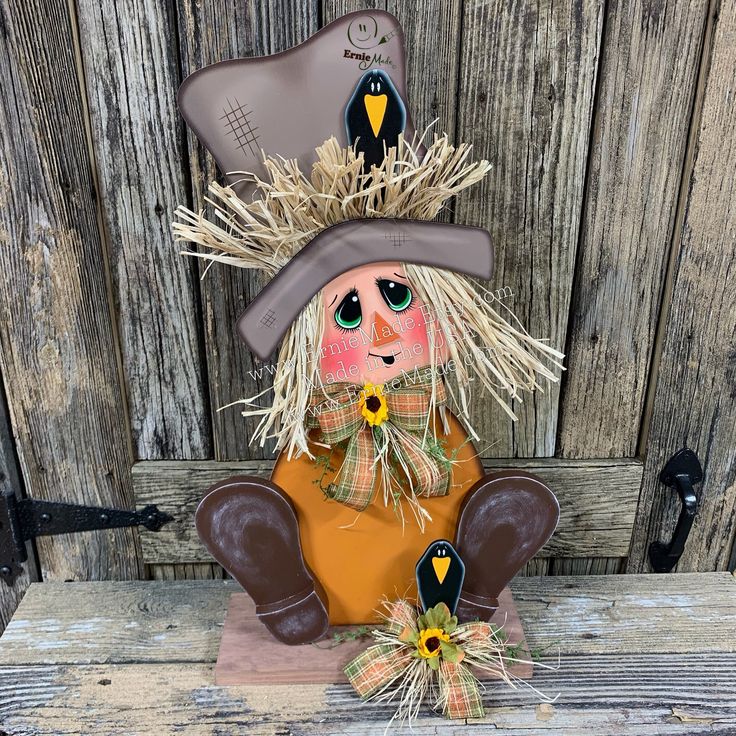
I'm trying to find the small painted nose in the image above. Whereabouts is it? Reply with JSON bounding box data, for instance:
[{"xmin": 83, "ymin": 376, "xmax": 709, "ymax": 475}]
[{"xmin": 372, "ymin": 312, "xmax": 400, "ymax": 347}]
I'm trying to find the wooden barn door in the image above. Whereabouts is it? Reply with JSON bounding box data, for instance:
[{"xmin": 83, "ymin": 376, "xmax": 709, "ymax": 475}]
[{"xmin": 1, "ymin": 0, "xmax": 734, "ymax": 631}]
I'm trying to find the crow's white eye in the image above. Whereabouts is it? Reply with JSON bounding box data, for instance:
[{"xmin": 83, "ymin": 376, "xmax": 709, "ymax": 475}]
[
  {"xmin": 371, "ymin": 82, "xmax": 375, "ymax": 93},
  {"xmin": 377, "ymin": 81, "xmax": 381, "ymax": 92}
]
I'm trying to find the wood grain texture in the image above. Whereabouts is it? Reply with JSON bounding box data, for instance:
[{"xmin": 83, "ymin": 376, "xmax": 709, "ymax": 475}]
[
  {"xmin": 75, "ymin": 0, "xmax": 211, "ymax": 461},
  {"xmin": 455, "ymin": 0, "xmax": 604, "ymax": 458},
  {"xmin": 550, "ymin": 556, "xmax": 625, "ymax": 575},
  {"xmin": 0, "ymin": 0, "xmax": 142, "ymax": 582},
  {"xmin": 0, "ymin": 580, "xmax": 234, "ymax": 665},
  {"xmin": 0, "ymin": 574, "xmax": 734, "ymax": 735},
  {"xmin": 386, "ymin": 0, "xmax": 462, "ymax": 134},
  {"xmin": 629, "ymin": 0, "xmax": 736, "ymax": 573},
  {"xmin": 322, "ymin": 0, "xmax": 384, "ymax": 26},
  {"xmin": 0, "ymin": 655, "xmax": 734, "ymax": 735},
  {"xmin": 0, "ymin": 375, "xmax": 38, "ymax": 632},
  {"xmin": 176, "ymin": 1, "xmax": 318, "ymax": 462},
  {"xmin": 146, "ymin": 563, "xmax": 227, "ymax": 581},
  {"xmin": 557, "ymin": 0, "xmax": 710, "ymax": 458},
  {"xmin": 1, "ymin": 573, "xmax": 732, "ymax": 666},
  {"xmin": 132, "ymin": 458, "xmax": 642, "ymax": 563},
  {"xmin": 156, "ymin": 0, "xmax": 264, "ymax": 580}
]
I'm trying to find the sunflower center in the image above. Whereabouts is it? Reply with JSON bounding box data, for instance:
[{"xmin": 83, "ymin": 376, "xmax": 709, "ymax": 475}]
[
  {"xmin": 425, "ymin": 636, "xmax": 441, "ymax": 653},
  {"xmin": 365, "ymin": 395, "xmax": 382, "ymax": 413}
]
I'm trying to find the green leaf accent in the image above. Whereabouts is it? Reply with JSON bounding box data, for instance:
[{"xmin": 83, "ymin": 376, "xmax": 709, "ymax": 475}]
[
  {"xmin": 440, "ymin": 641, "xmax": 462, "ymax": 663},
  {"xmin": 399, "ymin": 626, "xmax": 419, "ymax": 644},
  {"xmin": 427, "ymin": 655, "xmax": 441, "ymax": 671},
  {"xmin": 434, "ymin": 602, "xmax": 451, "ymax": 623}
]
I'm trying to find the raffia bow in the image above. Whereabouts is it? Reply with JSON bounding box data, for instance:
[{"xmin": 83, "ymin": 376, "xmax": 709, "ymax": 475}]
[
  {"xmin": 345, "ymin": 600, "xmax": 509, "ymax": 721},
  {"xmin": 307, "ymin": 368, "xmax": 451, "ymax": 519}
]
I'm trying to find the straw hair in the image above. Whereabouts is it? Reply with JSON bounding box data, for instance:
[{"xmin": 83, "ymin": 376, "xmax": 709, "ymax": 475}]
[{"xmin": 172, "ymin": 129, "xmax": 563, "ymax": 457}]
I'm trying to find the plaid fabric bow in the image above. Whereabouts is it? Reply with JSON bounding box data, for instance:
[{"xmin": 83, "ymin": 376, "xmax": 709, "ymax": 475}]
[
  {"xmin": 345, "ymin": 600, "xmax": 489, "ymax": 720},
  {"xmin": 307, "ymin": 368, "xmax": 450, "ymax": 511}
]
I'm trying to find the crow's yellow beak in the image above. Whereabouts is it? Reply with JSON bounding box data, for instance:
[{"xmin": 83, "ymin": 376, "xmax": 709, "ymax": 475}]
[
  {"xmin": 432, "ymin": 556, "xmax": 451, "ymax": 584},
  {"xmin": 364, "ymin": 94, "xmax": 387, "ymax": 137}
]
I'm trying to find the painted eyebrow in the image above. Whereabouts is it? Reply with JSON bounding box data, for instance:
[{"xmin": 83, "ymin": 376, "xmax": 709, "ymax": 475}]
[
  {"xmin": 393, "ymin": 272, "xmax": 409, "ymax": 281},
  {"xmin": 328, "ymin": 294, "xmax": 338, "ymax": 307}
]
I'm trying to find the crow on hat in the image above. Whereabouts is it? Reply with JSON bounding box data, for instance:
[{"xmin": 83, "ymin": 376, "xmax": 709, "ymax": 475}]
[{"xmin": 345, "ymin": 69, "xmax": 406, "ymax": 171}]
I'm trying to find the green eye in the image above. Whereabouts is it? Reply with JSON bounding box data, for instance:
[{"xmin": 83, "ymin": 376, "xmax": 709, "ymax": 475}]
[
  {"xmin": 377, "ymin": 279, "xmax": 413, "ymax": 312},
  {"xmin": 335, "ymin": 290, "xmax": 362, "ymax": 330}
]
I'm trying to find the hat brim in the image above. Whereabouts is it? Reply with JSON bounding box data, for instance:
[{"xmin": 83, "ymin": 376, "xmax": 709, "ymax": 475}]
[{"xmin": 237, "ymin": 219, "xmax": 494, "ymax": 360}]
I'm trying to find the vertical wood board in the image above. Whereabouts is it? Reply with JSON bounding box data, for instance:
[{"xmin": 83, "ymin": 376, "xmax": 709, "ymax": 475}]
[
  {"xmin": 629, "ymin": 0, "xmax": 736, "ymax": 573},
  {"xmin": 75, "ymin": 0, "xmax": 211, "ymax": 461},
  {"xmin": 0, "ymin": 0, "xmax": 142, "ymax": 582},
  {"xmin": 557, "ymin": 0, "xmax": 710, "ymax": 458},
  {"xmin": 455, "ymin": 0, "xmax": 604, "ymax": 457},
  {"xmin": 0, "ymin": 373, "xmax": 38, "ymax": 632}
]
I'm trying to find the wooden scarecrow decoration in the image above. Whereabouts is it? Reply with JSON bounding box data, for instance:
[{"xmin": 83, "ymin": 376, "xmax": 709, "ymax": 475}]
[{"xmin": 173, "ymin": 11, "xmax": 563, "ymax": 660}]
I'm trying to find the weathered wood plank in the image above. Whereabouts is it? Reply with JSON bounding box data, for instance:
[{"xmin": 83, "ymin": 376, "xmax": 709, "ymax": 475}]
[
  {"xmin": 629, "ymin": 0, "xmax": 736, "ymax": 573},
  {"xmin": 4, "ymin": 572, "xmax": 729, "ymax": 667},
  {"xmin": 0, "ymin": 580, "xmax": 234, "ymax": 666},
  {"xmin": 0, "ymin": 0, "xmax": 142, "ymax": 581},
  {"xmin": 551, "ymin": 557, "xmax": 625, "ymax": 575},
  {"xmin": 146, "ymin": 563, "xmax": 226, "ymax": 581},
  {"xmin": 0, "ymin": 375, "xmax": 38, "ymax": 632},
  {"xmin": 455, "ymin": 0, "xmax": 604, "ymax": 457},
  {"xmin": 75, "ymin": 0, "xmax": 211, "ymax": 461},
  {"xmin": 176, "ymin": 1, "xmax": 318, "ymax": 462},
  {"xmin": 1, "ymin": 574, "xmax": 734, "ymax": 734},
  {"xmin": 519, "ymin": 558, "xmax": 551, "ymax": 577},
  {"xmin": 322, "ymin": 0, "xmax": 385, "ymax": 26},
  {"xmin": 133, "ymin": 458, "xmax": 642, "ymax": 563},
  {"xmin": 1, "ymin": 654, "xmax": 735, "ymax": 735},
  {"xmin": 385, "ymin": 0, "xmax": 462, "ymax": 134},
  {"xmin": 512, "ymin": 571, "xmax": 736, "ymax": 655},
  {"xmin": 557, "ymin": 0, "xmax": 710, "ymax": 458}
]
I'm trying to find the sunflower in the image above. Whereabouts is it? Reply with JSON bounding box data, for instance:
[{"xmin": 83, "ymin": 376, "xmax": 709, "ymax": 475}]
[
  {"xmin": 360, "ymin": 382, "xmax": 389, "ymax": 426},
  {"xmin": 398, "ymin": 602, "xmax": 465, "ymax": 671},
  {"xmin": 417, "ymin": 627, "xmax": 450, "ymax": 658}
]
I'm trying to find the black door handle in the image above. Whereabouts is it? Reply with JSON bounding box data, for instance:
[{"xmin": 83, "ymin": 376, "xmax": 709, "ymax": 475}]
[{"xmin": 648, "ymin": 449, "xmax": 702, "ymax": 573}]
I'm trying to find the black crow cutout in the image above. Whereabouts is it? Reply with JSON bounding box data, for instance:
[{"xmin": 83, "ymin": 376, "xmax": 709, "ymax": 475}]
[
  {"xmin": 416, "ymin": 539, "xmax": 465, "ymax": 615},
  {"xmin": 345, "ymin": 69, "xmax": 407, "ymax": 171}
]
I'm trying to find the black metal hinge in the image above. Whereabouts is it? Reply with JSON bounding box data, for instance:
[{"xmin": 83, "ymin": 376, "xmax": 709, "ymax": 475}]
[
  {"xmin": 648, "ymin": 448, "xmax": 702, "ymax": 573},
  {"xmin": 0, "ymin": 491, "xmax": 172, "ymax": 586}
]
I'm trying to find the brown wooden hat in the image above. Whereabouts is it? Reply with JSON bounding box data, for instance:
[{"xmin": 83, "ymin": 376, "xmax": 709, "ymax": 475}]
[{"xmin": 178, "ymin": 10, "xmax": 414, "ymax": 201}]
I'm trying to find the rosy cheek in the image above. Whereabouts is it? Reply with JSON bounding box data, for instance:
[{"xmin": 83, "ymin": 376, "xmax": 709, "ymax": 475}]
[
  {"xmin": 400, "ymin": 317, "xmax": 431, "ymax": 351},
  {"xmin": 395, "ymin": 309, "xmax": 449, "ymax": 365},
  {"xmin": 319, "ymin": 324, "xmax": 369, "ymax": 377}
]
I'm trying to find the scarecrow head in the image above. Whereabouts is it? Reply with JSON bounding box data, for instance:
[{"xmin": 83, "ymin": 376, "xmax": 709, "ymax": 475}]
[{"xmin": 173, "ymin": 11, "xmax": 563, "ymax": 461}]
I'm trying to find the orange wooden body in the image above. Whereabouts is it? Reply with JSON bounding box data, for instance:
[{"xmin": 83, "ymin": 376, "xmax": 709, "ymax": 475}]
[{"xmin": 271, "ymin": 412, "xmax": 483, "ymax": 624}]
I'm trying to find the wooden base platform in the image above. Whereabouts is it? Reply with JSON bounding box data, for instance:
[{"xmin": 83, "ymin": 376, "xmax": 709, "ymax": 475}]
[{"xmin": 215, "ymin": 588, "xmax": 532, "ymax": 685}]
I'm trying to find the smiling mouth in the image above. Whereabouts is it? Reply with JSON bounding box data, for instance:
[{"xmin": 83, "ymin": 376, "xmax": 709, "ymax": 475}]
[{"xmin": 369, "ymin": 351, "xmax": 396, "ymax": 366}]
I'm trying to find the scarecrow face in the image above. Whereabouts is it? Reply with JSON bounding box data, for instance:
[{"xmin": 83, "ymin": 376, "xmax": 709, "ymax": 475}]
[{"xmin": 319, "ymin": 262, "xmax": 447, "ymax": 385}]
